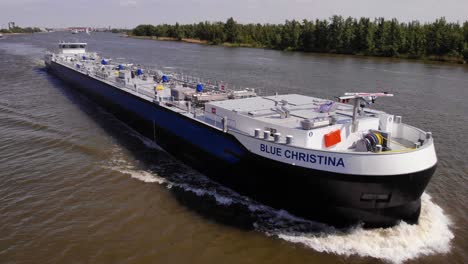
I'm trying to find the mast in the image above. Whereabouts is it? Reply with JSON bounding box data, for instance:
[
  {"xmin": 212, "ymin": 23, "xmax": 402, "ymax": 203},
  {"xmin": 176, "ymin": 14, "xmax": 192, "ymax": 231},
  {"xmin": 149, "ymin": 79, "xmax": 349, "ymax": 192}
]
[{"xmin": 337, "ymin": 92, "xmax": 394, "ymax": 132}]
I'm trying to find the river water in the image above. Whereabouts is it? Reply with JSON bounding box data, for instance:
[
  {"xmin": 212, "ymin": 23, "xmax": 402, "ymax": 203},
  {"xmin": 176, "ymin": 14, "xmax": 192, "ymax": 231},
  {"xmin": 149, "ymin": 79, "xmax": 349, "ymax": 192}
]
[{"xmin": 0, "ymin": 32, "xmax": 466, "ymax": 264}]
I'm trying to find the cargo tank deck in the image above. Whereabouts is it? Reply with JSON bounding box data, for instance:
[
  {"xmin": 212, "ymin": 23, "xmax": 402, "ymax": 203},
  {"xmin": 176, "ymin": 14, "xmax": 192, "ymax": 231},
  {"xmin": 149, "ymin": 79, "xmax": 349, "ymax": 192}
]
[
  {"xmin": 46, "ymin": 43, "xmax": 422, "ymax": 153},
  {"xmin": 207, "ymin": 94, "xmax": 384, "ymax": 128}
]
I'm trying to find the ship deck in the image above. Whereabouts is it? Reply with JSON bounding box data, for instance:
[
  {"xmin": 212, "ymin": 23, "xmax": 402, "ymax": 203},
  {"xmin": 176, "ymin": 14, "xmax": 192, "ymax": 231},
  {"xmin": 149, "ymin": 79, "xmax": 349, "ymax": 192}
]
[
  {"xmin": 208, "ymin": 94, "xmax": 383, "ymax": 130},
  {"xmin": 48, "ymin": 48, "xmax": 421, "ymax": 152}
]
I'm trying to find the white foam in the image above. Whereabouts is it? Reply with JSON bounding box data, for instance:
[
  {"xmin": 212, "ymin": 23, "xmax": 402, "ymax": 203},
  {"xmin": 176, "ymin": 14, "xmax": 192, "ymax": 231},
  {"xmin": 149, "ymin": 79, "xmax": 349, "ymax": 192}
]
[
  {"xmin": 104, "ymin": 157, "xmax": 453, "ymax": 263},
  {"xmin": 275, "ymin": 193, "xmax": 453, "ymax": 263},
  {"xmin": 115, "ymin": 168, "xmax": 166, "ymax": 184},
  {"xmin": 213, "ymin": 195, "xmax": 233, "ymax": 205},
  {"xmin": 110, "ymin": 166, "xmax": 234, "ymax": 205},
  {"xmin": 172, "ymin": 183, "xmax": 234, "ymax": 205},
  {"xmin": 32, "ymin": 58, "xmax": 46, "ymax": 66}
]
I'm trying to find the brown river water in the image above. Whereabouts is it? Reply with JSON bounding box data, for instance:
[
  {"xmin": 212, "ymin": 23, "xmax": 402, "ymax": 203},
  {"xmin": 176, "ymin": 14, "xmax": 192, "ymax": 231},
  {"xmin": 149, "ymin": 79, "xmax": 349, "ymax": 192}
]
[{"xmin": 0, "ymin": 32, "xmax": 467, "ymax": 264}]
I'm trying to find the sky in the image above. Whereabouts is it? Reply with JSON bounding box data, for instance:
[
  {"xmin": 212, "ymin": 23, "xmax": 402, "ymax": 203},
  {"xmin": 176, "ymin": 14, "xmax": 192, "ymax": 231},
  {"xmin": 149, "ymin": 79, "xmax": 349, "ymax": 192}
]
[{"xmin": 1, "ymin": 0, "xmax": 467, "ymax": 28}]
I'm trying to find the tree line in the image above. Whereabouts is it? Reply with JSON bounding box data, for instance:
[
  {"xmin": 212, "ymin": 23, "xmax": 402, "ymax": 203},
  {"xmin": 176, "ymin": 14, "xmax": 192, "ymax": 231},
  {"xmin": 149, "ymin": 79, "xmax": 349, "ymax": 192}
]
[
  {"xmin": 132, "ymin": 16, "xmax": 468, "ymax": 63},
  {"xmin": 0, "ymin": 26, "xmax": 42, "ymax": 34}
]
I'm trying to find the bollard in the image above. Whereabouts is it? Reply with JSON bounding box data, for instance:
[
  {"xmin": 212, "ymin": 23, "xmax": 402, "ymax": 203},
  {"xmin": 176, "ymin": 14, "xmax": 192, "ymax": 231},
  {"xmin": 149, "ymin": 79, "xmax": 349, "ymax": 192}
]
[
  {"xmin": 426, "ymin": 132, "xmax": 432, "ymax": 139},
  {"xmin": 254, "ymin": 129, "xmax": 261, "ymax": 138},
  {"xmin": 222, "ymin": 116, "xmax": 228, "ymax": 132},
  {"xmin": 395, "ymin": 116, "xmax": 402, "ymax": 124},
  {"xmin": 274, "ymin": 133, "xmax": 281, "ymax": 143}
]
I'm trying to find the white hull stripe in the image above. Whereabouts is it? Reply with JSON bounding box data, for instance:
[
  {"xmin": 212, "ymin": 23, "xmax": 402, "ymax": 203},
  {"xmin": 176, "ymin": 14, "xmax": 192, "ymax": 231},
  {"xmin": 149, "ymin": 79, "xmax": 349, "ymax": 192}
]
[{"xmin": 231, "ymin": 131, "xmax": 437, "ymax": 176}]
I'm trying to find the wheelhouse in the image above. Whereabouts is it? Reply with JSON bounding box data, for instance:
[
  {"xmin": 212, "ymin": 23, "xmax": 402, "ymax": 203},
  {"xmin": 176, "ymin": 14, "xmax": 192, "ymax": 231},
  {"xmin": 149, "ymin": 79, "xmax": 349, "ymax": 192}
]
[{"xmin": 58, "ymin": 42, "xmax": 87, "ymax": 54}]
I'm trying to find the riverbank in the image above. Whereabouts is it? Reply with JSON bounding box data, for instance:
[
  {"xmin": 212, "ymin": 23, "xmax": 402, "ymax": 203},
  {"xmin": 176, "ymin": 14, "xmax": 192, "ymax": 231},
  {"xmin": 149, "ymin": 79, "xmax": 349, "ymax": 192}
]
[
  {"xmin": 127, "ymin": 35, "xmax": 209, "ymax": 45},
  {"xmin": 0, "ymin": 33, "xmax": 29, "ymax": 36},
  {"xmin": 0, "ymin": 32, "xmax": 45, "ymax": 38},
  {"xmin": 130, "ymin": 35, "xmax": 262, "ymax": 49},
  {"xmin": 125, "ymin": 34, "xmax": 466, "ymax": 65}
]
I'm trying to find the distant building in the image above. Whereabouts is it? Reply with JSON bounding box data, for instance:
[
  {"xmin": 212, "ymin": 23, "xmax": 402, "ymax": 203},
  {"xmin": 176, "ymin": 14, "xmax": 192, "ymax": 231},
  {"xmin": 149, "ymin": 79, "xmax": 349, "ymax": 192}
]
[
  {"xmin": 68, "ymin": 27, "xmax": 92, "ymax": 33},
  {"xmin": 8, "ymin": 22, "xmax": 16, "ymax": 29}
]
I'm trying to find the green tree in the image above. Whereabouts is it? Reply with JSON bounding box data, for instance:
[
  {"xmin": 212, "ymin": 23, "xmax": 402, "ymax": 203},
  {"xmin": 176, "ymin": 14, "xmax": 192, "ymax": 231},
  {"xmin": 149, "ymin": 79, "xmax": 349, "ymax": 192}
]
[
  {"xmin": 352, "ymin": 18, "xmax": 374, "ymax": 54},
  {"xmin": 225, "ymin": 17, "xmax": 240, "ymax": 43},
  {"xmin": 300, "ymin": 19, "xmax": 316, "ymax": 51},
  {"xmin": 426, "ymin": 17, "xmax": 447, "ymax": 55},
  {"xmin": 132, "ymin": 16, "xmax": 467, "ymax": 62},
  {"xmin": 463, "ymin": 21, "xmax": 468, "ymax": 43},
  {"xmin": 404, "ymin": 21, "xmax": 426, "ymax": 56},
  {"xmin": 314, "ymin": 19, "xmax": 329, "ymax": 52},
  {"xmin": 382, "ymin": 19, "xmax": 403, "ymax": 56},
  {"xmin": 373, "ymin": 18, "xmax": 386, "ymax": 55},
  {"xmin": 281, "ymin": 20, "xmax": 301, "ymax": 50},
  {"xmin": 341, "ymin": 17, "xmax": 355, "ymax": 54},
  {"xmin": 328, "ymin": 15, "xmax": 344, "ymax": 52}
]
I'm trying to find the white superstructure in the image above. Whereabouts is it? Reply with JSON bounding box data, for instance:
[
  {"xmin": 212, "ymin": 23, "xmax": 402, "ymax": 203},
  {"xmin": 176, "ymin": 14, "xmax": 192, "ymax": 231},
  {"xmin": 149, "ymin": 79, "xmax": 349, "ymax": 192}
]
[{"xmin": 58, "ymin": 42, "xmax": 87, "ymax": 54}]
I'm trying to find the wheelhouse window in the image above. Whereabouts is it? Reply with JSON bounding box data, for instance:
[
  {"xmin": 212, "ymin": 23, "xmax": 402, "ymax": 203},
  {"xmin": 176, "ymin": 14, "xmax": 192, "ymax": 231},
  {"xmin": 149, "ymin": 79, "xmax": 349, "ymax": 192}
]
[{"xmin": 59, "ymin": 43, "xmax": 86, "ymax": 49}]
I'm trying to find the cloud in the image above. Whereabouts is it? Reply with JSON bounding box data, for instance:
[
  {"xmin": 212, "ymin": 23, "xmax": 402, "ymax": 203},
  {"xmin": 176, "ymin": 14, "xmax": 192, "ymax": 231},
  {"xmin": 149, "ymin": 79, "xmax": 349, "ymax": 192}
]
[{"xmin": 119, "ymin": 0, "xmax": 137, "ymax": 7}]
